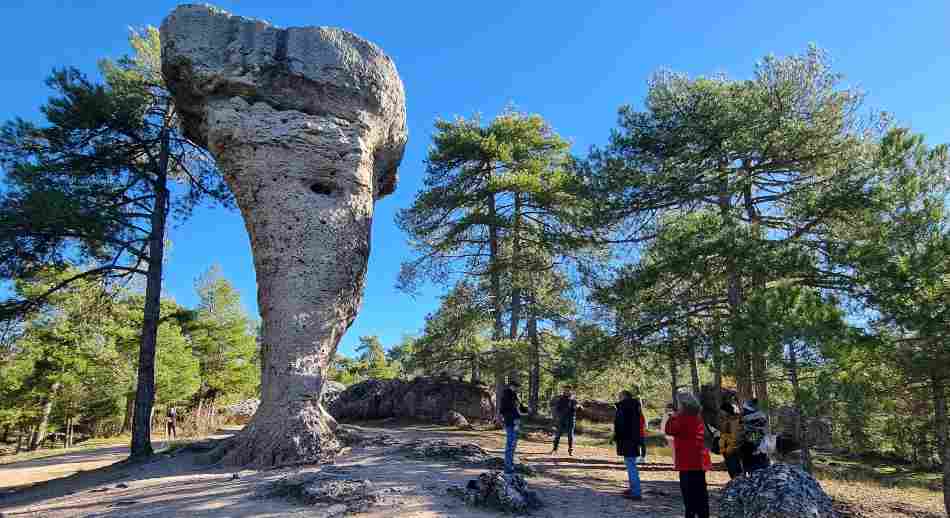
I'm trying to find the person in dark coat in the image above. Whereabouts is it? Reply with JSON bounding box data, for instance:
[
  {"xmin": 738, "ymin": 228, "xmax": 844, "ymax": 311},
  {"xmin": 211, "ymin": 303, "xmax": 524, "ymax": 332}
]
[
  {"xmin": 550, "ymin": 385, "xmax": 579, "ymax": 456},
  {"xmin": 499, "ymin": 378, "xmax": 527, "ymax": 475},
  {"xmin": 166, "ymin": 406, "xmax": 178, "ymax": 440},
  {"xmin": 613, "ymin": 390, "xmax": 645, "ymax": 500}
]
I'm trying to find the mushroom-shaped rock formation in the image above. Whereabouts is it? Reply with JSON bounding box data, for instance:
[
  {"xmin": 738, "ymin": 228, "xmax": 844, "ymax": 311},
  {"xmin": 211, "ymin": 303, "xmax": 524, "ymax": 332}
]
[{"xmin": 160, "ymin": 4, "xmax": 407, "ymax": 467}]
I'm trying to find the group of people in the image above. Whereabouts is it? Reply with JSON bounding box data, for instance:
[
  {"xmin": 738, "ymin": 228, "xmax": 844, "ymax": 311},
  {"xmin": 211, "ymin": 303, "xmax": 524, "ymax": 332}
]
[{"xmin": 498, "ymin": 381, "xmax": 773, "ymax": 518}]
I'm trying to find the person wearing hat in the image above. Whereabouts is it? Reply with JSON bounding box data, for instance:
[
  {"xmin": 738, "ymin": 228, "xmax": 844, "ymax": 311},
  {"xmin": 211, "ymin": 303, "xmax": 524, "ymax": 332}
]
[
  {"xmin": 500, "ymin": 377, "xmax": 528, "ymax": 474},
  {"xmin": 740, "ymin": 399, "xmax": 771, "ymax": 474},
  {"xmin": 550, "ymin": 385, "xmax": 579, "ymax": 456}
]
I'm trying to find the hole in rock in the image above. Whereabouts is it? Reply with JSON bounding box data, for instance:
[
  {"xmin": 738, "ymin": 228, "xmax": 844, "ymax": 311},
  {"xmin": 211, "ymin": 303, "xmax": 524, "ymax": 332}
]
[{"xmin": 309, "ymin": 181, "xmax": 334, "ymax": 196}]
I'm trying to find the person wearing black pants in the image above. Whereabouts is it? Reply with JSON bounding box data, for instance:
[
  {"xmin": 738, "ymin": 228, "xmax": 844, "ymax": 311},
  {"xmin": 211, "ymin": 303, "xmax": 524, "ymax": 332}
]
[
  {"xmin": 665, "ymin": 392, "xmax": 710, "ymax": 518},
  {"xmin": 679, "ymin": 471, "xmax": 710, "ymax": 518}
]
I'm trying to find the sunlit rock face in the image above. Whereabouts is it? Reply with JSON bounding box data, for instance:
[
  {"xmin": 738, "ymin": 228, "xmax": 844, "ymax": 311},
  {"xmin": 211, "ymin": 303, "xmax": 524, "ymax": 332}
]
[{"xmin": 161, "ymin": 4, "xmax": 406, "ymax": 467}]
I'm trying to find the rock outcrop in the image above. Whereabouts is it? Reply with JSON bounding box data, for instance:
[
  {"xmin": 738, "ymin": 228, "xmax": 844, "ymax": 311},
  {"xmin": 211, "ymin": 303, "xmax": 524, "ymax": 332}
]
[
  {"xmin": 330, "ymin": 377, "xmax": 493, "ymax": 423},
  {"xmin": 774, "ymin": 406, "xmax": 834, "ymax": 450},
  {"xmin": 576, "ymin": 399, "xmax": 615, "ymax": 423},
  {"xmin": 719, "ymin": 463, "xmax": 838, "ymax": 518},
  {"xmin": 447, "ymin": 472, "xmax": 543, "ymax": 514},
  {"xmin": 160, "ymin": 4, "xmax": 406, "ymax": 468}
]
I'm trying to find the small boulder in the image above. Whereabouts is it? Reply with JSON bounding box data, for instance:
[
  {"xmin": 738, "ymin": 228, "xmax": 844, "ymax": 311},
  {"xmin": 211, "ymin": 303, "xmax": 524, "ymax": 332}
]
[
  {"xmin": 576, "ymin": 399, "xmax": 615, "ymax": 423},
  {"xmin": 258, "ymin": 471, "xmax": 378, "ymax": 515},
  {"xmin": 445, "ymin": 410, "xmax": 471, "ymax": 429},
  {"xmin": 719, "ymin": 463, "xmax": 838, "ymax": 518},
  {"xmin": 447, "ymin": 471, "xmax": 543, "ymax": 514}
]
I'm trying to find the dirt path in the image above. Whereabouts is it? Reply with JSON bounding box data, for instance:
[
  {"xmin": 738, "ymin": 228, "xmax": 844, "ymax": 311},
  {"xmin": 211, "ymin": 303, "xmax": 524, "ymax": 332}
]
[
  {"xmin": 0, "ymin": 445, "xmax": 132, "ymax": 491},
  {"xmin": 0, "ymin": 423, "xmax": 944, "ymax": 517}
]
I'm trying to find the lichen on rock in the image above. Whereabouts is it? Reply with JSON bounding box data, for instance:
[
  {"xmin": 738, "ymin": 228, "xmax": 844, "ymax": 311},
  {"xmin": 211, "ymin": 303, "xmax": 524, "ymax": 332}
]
[{"xmin": 719, "ymin": 463, "xmax": 838, "ymax": 518}]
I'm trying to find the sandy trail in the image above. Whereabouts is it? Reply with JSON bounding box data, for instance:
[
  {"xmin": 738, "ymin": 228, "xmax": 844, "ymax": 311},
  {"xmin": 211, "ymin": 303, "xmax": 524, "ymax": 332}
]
[
  {"xmin": 0, "ymin": 424, "xmax": 699, "ymax": 517},
  {"xmin": 0, "ymin": 423, "xmax": 943, "ymax": 517}
]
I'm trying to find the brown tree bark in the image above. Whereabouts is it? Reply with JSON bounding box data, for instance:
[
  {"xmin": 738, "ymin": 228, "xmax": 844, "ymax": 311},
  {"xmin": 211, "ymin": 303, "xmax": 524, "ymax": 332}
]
[
  {"xmin": 686, "ymin": 324, "xmax": 701, "ymax": 396},
  {"xmin": 130, "ymin": 130, "xmax": 169, "ymax": 460},
  {"xmin": 527, "ymin": 296, "xmax": 540, "ymax": 416},
  {"xmin": 488, "ymin": 190, "xmax": 506, "ymax": 422},
  {"xmin": 789, "ymin": 342, "xmax": 812, "ymax": 472},
  {"xmin": 669, "ymin": 348, "xmax": 679, "ymax": 408},
  {"xmin": 121, "ymin": 393, "xmax": 133, "ymax": 434},
  {"xmin": 931, "ymin": 370, "xmax": 949, "ymax": 516},
  {"xmin": 29, "ymin": 380, "xmax": 61, "ymax": 450}
]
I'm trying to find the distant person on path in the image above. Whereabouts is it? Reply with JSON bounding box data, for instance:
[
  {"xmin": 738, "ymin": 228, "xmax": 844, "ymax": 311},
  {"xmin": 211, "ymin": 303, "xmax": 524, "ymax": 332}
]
[
  {"xmin": 550, "ymin": 385, "xmax": 579, "ymax": 456},
  {"xmin": 613, "ymin": 390, "xmax": 646, "ymax": 501},
  {"xmin": 719, "ymin": 401, "xmax": 744, "ymax": 479},
  {"xmin": 665, "ymin": 392, "xmax": 710, "ymax": 518},
  {"xmin": 740, "ymin": 399, "xmax": 771, "ymax": 474},
  {"xmin": 500, "ymin": 378, "xmax": 527, "ymax": 475},
  {"xmin": 166, "ymin": 406, "xmax": 178, "ymax": 440}
]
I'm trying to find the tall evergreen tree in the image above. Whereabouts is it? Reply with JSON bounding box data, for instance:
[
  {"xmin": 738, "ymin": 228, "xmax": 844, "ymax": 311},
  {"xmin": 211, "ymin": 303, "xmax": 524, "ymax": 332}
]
[
  {"xmin": 586, "ymin": 46, "xmax": 879, "ymax": 406},
  {"xmin": 0, "ymin": 28, "xmax": 231, "ymax": 458}
]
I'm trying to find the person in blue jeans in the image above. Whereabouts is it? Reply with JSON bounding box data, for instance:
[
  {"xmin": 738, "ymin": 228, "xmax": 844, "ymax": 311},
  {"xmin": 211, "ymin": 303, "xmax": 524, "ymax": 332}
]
[
  {"xmin": 613, "ymin": 390, "xmax": 646, "ymax": 500},
  {"xmin": 500, "ymin": 378, "xmax": 527, "ymax": 474}
]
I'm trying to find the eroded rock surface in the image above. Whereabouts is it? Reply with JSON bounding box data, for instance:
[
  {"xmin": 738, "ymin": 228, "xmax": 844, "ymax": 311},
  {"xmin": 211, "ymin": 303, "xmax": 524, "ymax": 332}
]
[
  {"xmin": 719, "ymin": 463, "xmax": 838, "ymax": 518},
  {"xmin": 447, "ymin": 471, "xmax": 543, "ymax": 514},
  {"xmin": 160, "ymin": 4, "xmax": 406, "ymax": 467},
  {"xmin": 330, "ymin": 377, "xmax": 494, "ymax": 423}
]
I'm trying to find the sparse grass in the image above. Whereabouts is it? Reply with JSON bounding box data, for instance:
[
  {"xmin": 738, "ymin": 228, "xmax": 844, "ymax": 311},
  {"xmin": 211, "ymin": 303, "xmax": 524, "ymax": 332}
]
[{"xmin": 811, "ymin": 451, "xmax": 944, "ymax": 491}]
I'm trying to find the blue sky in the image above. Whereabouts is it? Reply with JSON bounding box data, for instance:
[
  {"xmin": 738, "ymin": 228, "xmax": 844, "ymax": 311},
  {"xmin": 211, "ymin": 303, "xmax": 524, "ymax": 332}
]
[{"xmin": 2, "ymin": 1, "xmax": 948, "ymax": 356}]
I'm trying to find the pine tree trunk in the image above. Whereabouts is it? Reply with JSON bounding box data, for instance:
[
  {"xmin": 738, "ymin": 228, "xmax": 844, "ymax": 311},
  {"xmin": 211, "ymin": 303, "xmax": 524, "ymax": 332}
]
[
  {"xmin": 1, "ymin": 424, "xmax": 9, "ymax": 443},
  {"xmin": 488, "ymin": 190, "xmax": 505, "ymax": 422},
  {"xmin": 931, "ymin": 370, "xmax": 949, "ymax": 516},
  {"xmin": 130, "ymin": 130, "xmax": 170, "ymax": 460},
  {"xmin": 30, "ymin": 380, "xmax": 61, "ymax": 450},
  {"xmin": 687, "ymin": 328, "xmax": 701, "ymax": 396},
  {"xmin": 789, "ymin": 343, "xmax": 811, "ymax": 472},
  {"xmin": 752, "ymin": 350, "xmax": 770, "ymax": 409},
  {"xmin": 122, "ymin": 393, "xmax": 134, "ymax": 434},
  {"xmin": 669, "ymin": 348, "xmax": 679, "ymax": 408},
  {"xmin": 509, "ymin": 193, "xmax": 522, "ymax": 341},
  {"xmin": 712, "ymin": 332, "xmax": 723, "ymax": 427},
  {"xmin": 743, "ymin": 168, "xmax": 769, "ymax": 410},
  {"xmin": 527, "ymin": 299, "xmax": 540, "ymax": 416},
  {"xmin": 719, "ymin": 175, "xmax": 752, "ymax": 402}
]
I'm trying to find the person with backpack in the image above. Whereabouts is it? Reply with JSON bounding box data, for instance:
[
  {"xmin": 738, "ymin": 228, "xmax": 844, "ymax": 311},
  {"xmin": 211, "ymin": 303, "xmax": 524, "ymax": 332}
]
[
  {"xmin": 718, "ymin": 401, "xmax": 744, "ymax": 479},
  {"xmin": 740, "ymin": 399, "xmax": 771, "ymax": 474},
  {"xmin": 500, "ymin": 378, "xmax": 528, "ymax": 475},
  {"xmin": 665, "ymin": 392, "xmax": 710, "ymax": 518},
  {"xmin": 613, "ymin": 390, "xmax": 646, "ymax": 501},
  {"xmin": 550, "ymin": 385, "xmax": 579, "ymax": 456}
]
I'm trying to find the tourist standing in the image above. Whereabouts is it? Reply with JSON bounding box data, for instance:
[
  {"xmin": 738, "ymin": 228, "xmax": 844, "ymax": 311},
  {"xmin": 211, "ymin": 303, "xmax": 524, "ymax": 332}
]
[
  {"xmin": 719, "ymin": 401, "xmax": 744, "ymax": 479},
  {"xmin": 740, "ymin": 399, "xmax": 771, "ymax": 474},
  {"xmin": 613, "ymin": 390, "xmax": 646, "ymax": 500},
  {"xmin": 500, "ymin": 379, "xmax": 527, "ymax": 475},
  {"xmin": 551, "ymin": 386, "xmax": 579, "ymax": 456},
  {"xmin": 665, "ymin": 392, "xmax": 710, "ymax": 518},
  {"xmin": 166, "ymin": 406, "xmax": 178, "ymax": 440}
]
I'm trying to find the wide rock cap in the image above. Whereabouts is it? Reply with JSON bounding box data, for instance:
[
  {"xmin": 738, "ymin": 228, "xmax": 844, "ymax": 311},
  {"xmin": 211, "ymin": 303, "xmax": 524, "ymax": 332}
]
[{"xmin": 160, "ymin": 3, "xmax": 407, "ymax": 196}]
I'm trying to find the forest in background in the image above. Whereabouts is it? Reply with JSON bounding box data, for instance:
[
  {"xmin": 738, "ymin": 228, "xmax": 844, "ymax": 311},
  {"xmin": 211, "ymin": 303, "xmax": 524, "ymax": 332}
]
[{"xmin": 0, "ymin": 26, "xmax": 946, "ymax": 512}]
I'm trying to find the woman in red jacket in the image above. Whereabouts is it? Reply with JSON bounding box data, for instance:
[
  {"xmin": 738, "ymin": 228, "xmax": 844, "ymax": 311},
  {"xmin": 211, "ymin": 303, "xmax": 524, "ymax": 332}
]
[{"xmin": 664, "ymin": 392, "xmax": 709, "ymax": 518}]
